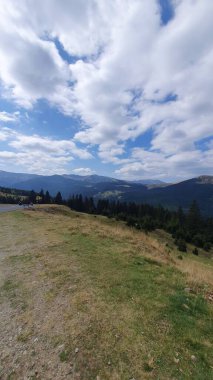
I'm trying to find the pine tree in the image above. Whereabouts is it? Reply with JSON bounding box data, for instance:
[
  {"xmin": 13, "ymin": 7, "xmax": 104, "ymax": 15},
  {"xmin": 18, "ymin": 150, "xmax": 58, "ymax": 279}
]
[
  {"xmin": 177, "ymin": 206, "xmax": 185, "ymax": 225},
  {"xmin": 29, "ymin": 190, "xmax": 36, "ymax": 203},
  {"xmin": 39, "ymin": 189, "xmax": 45, "ymax": 203},
  {"xmin": 55, "ymin": 191, "xmax": 63, "ymax": 204},
  {"xmin": 187, "ymin": 200, "xmax": 201, "ymax": 235},
  {"xmin": 44, "ymin": 191, "xmax": 51, "ymax": 204}
]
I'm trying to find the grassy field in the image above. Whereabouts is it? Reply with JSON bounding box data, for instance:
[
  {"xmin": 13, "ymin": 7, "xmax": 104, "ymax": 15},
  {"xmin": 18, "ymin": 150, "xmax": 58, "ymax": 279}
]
[{"xmin": 0, "ymin": 205, "xmax": 212, "ymax": 379}]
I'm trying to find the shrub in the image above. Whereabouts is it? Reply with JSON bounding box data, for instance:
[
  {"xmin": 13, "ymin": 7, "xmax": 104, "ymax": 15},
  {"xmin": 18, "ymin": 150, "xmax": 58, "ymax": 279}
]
[
  {"xmin": 175, "ymin": 238, "xmax": 187, "ymax": 252},
  {"xmin": 140, "ymin": 216, "xmax": 155, "ymax": 232},
  {"xmin": 203, "ymin": 242, "xmax": 211, "ymax": 251},
  {"xmin": 192, "ymin": 248, "xmax": 199, "ymax": 256},
  {"xmin": 126, "ymin": 217, "xmax": 137, "ymax": 227},
  {"xmin": 192, "ymin": 234, "xmax": 205, "ymax": 248}
]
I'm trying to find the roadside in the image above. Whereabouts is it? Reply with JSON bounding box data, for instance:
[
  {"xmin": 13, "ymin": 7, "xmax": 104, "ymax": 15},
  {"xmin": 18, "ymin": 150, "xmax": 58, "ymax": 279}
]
[{"xmin": 0, "ymin": 205, "xmax": 22, "ymax": 213}]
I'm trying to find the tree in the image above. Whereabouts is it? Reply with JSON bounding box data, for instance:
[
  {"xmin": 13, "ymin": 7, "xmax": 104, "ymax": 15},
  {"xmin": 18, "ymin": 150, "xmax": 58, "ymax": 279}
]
[
  {"xmin": 44, "ymin": 191, "xmax": 51, "ymax": 204},
  {"xmin": 177, "ymin": 206, "xmax": 185, "ymax": 225},
  {"xmin": 39, "ymin": 189, "xmax": 45, "ymax": 203},
  {"xmin": 55, "ymin": 191, "xmax": 63, "ymax": 204},
  {"xmin": 187, "ymin": 200, "xmax": 201, "ymax": 235},
  {"xmin": 29, "ymin": 190, "xmax": 36, "ymax": 203}
]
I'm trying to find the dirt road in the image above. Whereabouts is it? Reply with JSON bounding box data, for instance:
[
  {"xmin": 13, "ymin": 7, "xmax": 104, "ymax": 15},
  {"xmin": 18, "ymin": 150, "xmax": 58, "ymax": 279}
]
[{"xmin": 0, "ymin": 205, "xmax": 21, "ymax": 213}]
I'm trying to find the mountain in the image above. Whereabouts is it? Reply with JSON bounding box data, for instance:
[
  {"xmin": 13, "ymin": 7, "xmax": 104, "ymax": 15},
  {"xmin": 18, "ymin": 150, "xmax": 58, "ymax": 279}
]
[
  {"xmin": 196, "ymin": 175, "xmax": 213, "ymax": 185},
  {"xmin": 141, "ymin": 176, "xmax": 213, "ymax": 215},
  {"xmin": 0, "ymin": 170, "xmax": 213, "ymax": 215},
  {"xmin": 0, "ymin": 170, "xmax": 147, "ymax": 200},
  {"xmin": 0, "ymin": 170, "xmax": 38, "ymax": 187},
  {"xmin": 131, "ymin": 179, "xmax": 166, "ymax": 185},
  {"xmin": 62, "ymin": 174, "xmax": 119, "ymax": 183}
]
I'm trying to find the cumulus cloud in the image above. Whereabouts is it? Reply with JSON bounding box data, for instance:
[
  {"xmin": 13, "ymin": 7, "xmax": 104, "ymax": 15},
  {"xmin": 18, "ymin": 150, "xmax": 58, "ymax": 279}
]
[
  {"xmin": 0, "ymin": 127, "xmax": 92, "ymax": 174},
  {"xmin": 0, "ymin": 150, "xmax": 71, "ymax": 175},
  {"xmin": 9, "ymin": 134, "xmax": 92, "ymax": 159},
  {"xmin": 0, "ymin": 1, "xmax": 74, "ymax": 111},
  {"xmin": 71, "ymin": 167, "xmax": 95, "ymax": 176},
  {"xmin": 115, "ymin": 147, "xmax": 213, "ymax": 181},
  {"xmin": 0, "ymin": 0, "xmax": 212, "ymax": 178}
]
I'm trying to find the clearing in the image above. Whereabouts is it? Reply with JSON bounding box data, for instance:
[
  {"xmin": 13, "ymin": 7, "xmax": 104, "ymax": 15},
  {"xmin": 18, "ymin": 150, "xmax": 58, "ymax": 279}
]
[{"xmin": 0, "ymin": 205, "xmax": 212, "ymax": 380}]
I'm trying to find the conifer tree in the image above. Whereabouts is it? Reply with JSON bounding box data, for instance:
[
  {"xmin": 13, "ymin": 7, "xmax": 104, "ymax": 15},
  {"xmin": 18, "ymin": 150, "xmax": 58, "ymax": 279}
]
[
  {"xmin": 187, "ymin": 200, "xmax": 201, "ymax": 234},
  {"xmin": 55, "ymin": 191, "xmax": 63, "ymax": 204},
  {"xmin": 39, "ymin": 189, "xmax": 45, "ymax": 203},
  {"xmin": 44, "ymin": 190, "xmax": 51, "ymax": 204}
]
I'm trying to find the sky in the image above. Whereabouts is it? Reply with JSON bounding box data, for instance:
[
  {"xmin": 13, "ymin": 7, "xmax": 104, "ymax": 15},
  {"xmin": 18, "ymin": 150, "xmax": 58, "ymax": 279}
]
[{"xmin": 0, "ymin": 0, "xmax": 212, "ymax": 181}]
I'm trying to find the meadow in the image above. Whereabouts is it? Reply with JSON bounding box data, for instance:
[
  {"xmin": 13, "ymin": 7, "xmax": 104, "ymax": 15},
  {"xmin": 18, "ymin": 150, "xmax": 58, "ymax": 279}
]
[{"xmin": 0, "ymin": 205, "xmax": 212, "ymax": 379}]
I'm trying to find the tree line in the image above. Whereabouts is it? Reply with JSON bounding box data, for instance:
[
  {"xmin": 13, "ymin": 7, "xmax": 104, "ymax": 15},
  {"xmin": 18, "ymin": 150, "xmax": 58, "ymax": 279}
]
[
  {"xmin": 0, "ymin": 188, "xmax": 62, "ymax": 205},
  {"xmin": 1, "ymin": 186, "xmax": 213, "ymax": 253},
  {"xmin": 0, "ymin": 187, "xmax": 37, "ymax": 204},
  {"xmin": 64, "ymin": 194, "xmax": 213, "ymax": 253}
]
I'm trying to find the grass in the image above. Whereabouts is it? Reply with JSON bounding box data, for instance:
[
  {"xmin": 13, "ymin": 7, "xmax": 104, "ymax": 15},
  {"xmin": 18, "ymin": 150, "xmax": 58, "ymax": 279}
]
[
  {"xmin": 59, "ymin": 350, "xmax": 69, "ymax": 362},
  {"xmin": 0, "ymin": 205, "xmax": 212, "ymax": 379},
  {"xmin": 0, "ymin": 278, "xmax": 29, "ymax": 311}
]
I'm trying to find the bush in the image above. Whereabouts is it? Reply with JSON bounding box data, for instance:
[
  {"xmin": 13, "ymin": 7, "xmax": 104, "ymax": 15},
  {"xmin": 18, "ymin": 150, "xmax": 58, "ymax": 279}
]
[
  {"xmin": 192, "ymin": 248, "xmax": 199, "ymax": 256},
  {"xmin": 175, "ymin": 238, "xmax": 187, "ymax": 252},
  {"xmin": 203, "ymin": 242, "xmax": 211, "ymax": 252},
  {"xmin": 126, "ymin": 217, "xmax": 137, "ymax": 227},
  {"xmin": 192, "ymin": 234, "xmax": 205, "ymax": 248},
  {"xmin": 140, "ymin": 216, "xmax": 156, "ymax": 232},
  {"xmin": 173, "ymin": 228, "xmax": 186, "ymax": 240}
]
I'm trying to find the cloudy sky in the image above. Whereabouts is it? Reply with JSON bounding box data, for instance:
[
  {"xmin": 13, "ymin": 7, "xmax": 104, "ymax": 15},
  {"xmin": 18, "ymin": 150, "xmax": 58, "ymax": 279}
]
[{"xmin": 0, "ymin": 0, "xmax": 212, "ymax": 181}]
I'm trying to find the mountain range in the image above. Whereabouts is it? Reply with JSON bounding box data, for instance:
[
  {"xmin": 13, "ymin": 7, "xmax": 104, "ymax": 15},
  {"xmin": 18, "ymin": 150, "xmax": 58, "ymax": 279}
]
[{"xmin": 0, "ymin": 170, "xmax": 213, "ymax": 216}]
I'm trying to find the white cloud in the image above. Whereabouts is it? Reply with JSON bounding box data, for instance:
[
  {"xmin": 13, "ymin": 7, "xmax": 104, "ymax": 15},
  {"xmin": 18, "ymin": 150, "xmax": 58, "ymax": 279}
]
[
  {"xmin": 0, "ymin": 127, "xmax": 16, "ymax": 141},
  {"xmin": 0, "ymin": 1, "xmax": 73, "ymax": 111},
  {"xmin": 98, "ymin": 143, "xmax": 126, "ymax": 164},
  {"xmin": 9, "ymin": 134, "xmax": 92, "ymax": 159},
  {"xmin": 115, "ymin": 147, "xmax": 213, "ymax": 181},
  {"xmin": 0, "ymin": 126, "xmax": 92, "ymax": 174},
  {"xmin": 0, "ymin": 111, "xmax": 19, "ymax": 122},
  {"xmin": 71, "ymin": 167, "xmax": 95, "ymax": 176},
  {"xmin": 0, "ymin": 149, "xmax": 72, "ymax": 175},
  {"xmin": 0, "ymin": 1, "xmax": 212, "ymax": 178}
]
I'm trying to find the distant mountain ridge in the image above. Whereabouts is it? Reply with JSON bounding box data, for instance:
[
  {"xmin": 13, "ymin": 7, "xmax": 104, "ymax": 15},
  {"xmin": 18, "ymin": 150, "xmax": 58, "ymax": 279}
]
[
  {"xmin": 196, "ymin": 175, "xmax": 213, "ymax": 185},
  {"xmin": 0, "ymin": 170, "xmax": 213, "ymax": 215},
  {"xmin": 131, "ymin": 179, "xmax": 165, "ymax": 185}
]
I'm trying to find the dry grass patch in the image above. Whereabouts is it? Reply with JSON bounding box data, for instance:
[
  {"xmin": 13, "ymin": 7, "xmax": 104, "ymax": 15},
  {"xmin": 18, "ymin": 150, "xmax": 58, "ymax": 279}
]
[{"xmin": 176, "ymin": 258, "xmax": 213, "ymax": 287}]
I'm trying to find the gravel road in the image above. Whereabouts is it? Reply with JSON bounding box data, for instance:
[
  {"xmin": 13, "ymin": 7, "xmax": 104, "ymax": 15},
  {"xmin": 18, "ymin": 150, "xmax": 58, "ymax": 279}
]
[{"xmin": 0, "ymin": 205, "xmax": 21, "ymax": 213}]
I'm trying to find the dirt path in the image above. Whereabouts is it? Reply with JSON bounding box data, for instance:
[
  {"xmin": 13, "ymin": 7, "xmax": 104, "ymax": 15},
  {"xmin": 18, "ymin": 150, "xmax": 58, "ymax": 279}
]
[
  {"xmin": 0, "ymin": 205, "xmax": 21, "ymax": 213},
  {"xmin": 0, "ymin": 208, "xmax": 77, "ymax": 379}
]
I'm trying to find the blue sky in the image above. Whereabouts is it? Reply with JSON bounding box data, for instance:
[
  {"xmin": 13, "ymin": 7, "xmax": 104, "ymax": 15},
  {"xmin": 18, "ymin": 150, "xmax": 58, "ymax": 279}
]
[{"xmin": 0, "ymin": 0, "xmax": 212, "ymax": 181}]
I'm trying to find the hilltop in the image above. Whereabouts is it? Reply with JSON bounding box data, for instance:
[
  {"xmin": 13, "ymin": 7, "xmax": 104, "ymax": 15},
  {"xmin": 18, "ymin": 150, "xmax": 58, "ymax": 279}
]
[{"xmin": 0, "ymin": 205, "xmax": 212, "ymax": 379}]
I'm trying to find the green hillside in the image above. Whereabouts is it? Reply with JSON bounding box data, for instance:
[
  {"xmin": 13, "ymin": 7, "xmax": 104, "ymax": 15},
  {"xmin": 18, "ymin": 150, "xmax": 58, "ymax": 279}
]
[{"xmin": 0, "ymin": 206, "xmax": 212, "ymax": 379}]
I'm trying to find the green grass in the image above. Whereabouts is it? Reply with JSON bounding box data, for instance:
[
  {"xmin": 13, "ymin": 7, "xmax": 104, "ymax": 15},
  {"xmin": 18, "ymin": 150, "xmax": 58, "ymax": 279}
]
[
  {"xmin": 1, "ymin": 278, "xmax": 28, "ymax": 311},
  {"xmin": 54, "ymin": 227, "xmax": 213, "ymax": 379},
  {"xmin": 8, "ymin": 253, "xmax": 33, "ymax": 263},
  {"xmin": 0, "ymin": 206, "xmax": 212, "ymax": 380},
  {"xmin": 59, "ymin": 350, "xmax": 69, "ymax": 362}
]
